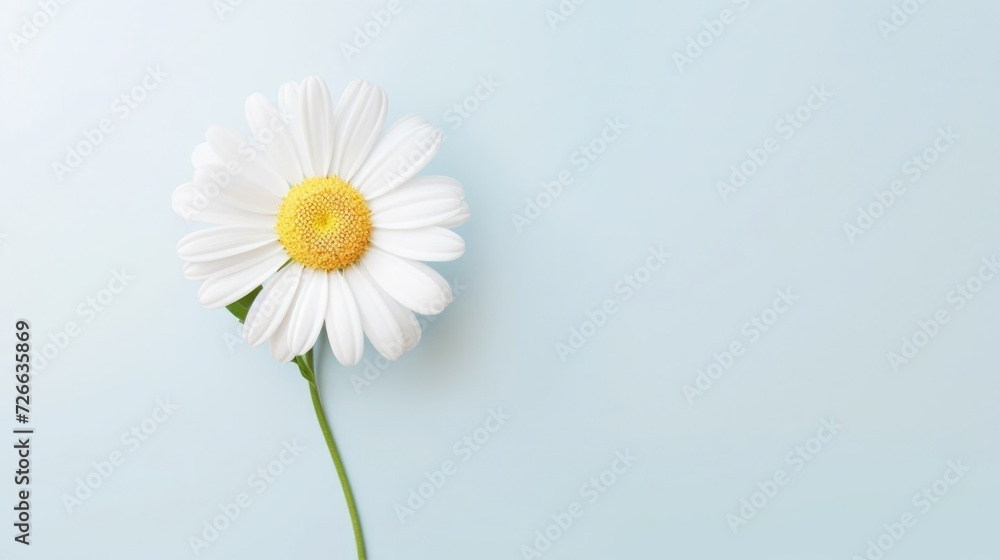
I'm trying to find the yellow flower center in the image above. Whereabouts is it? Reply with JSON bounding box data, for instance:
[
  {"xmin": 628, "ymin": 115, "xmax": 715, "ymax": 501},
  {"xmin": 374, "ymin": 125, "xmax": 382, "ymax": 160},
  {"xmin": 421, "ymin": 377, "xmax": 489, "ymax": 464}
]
[{"xmin": 275, "ymin": 176, "xmax": 372, "ymax": 270}]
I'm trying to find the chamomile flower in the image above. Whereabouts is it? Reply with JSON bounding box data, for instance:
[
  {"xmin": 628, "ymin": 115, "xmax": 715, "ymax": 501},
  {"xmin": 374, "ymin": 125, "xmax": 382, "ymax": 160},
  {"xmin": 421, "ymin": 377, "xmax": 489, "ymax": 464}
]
[{"xmin": 173, "ymin": 76, "xmax": 469, "ymax": 364}]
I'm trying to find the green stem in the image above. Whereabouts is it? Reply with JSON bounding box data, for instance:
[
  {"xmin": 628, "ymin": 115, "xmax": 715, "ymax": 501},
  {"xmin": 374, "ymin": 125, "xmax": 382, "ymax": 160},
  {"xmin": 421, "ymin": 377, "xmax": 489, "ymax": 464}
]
[{"xmin": 296, "ymin": 351, "xmax": 367, "ymax": 560}]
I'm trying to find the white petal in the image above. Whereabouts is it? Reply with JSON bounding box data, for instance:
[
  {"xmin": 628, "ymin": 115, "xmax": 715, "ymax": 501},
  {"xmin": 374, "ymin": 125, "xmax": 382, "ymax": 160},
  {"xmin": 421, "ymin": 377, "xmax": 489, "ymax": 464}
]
[
  {"xmin": 183, "ymin": 241, "xmax": 285, "ymax": 280},
  {"xmin": 370, "ymin": 227, "xmax": 465, "ymax": 262},
  {"xmin": 437, "ymin": 202, "xmax": 470, "ymax": 228},
  {"xmin": 192, "ymin": 168, "xmax": 283, "ymax": 215},
  {"xmin": 283, "ymin": 267, "xmax": 329, "ymax": 357},
  {"xmin": 361, "ymin": 248, "xmax": 452, "ymax": 315},
  {"xmin": 196, "ymin": 250, "xmax": 288, "ymax": 309},
  {"xmin": 299, "ymin": 76, "xmax": 335, "ymax": 178},
  {"xmin": 191, "ymin": 142, "xmax": 222, "ymax": 168},
  {"xmin": 325, "ymin": 271, "xmax": 364, "ymax": 366},
  {"xmin": 243, "ymin": 263, "xmax": 304, "ymax": 346},
  {"xmin": 368, "ymin": 175, "xmax": 463, "ymax": 208},
  {"xmin": 245, "ymin": 92, "xmax": 304, "ymax": 185},
  {"xmin": 330, "ymin": 80, "xmax": 388, "ymax": 180},
  {"xmin": 177, "ymin": 225, "xmax": 278, "ymax": 263},
  {"xmin": 172, "ymin": 182, "xmax": 276, "ymax": 226},
  {"xmin": 379, "ymin": 284, "xmax": 421, "ymax": 353},
  {"xmin": 205, "ymin": 126, "xmax": 289, "ymax": 198},
  {"xmin": 344, "ymin": 266, "xmax": 419, "ymax": 360},
  {"xmin": 352, "ymin": 116, "xmax": 442, "ymax": 199},
  {"xmin": 279, "ymin": 80, "xmax": 314, "ymax": 177},
  {"xmin": 368, "ymin": 176, "xmax": 465, "ymax": 229},
  {"xmin": 268, "ymin": 306, "xmax": 297, "ymax": 363}
]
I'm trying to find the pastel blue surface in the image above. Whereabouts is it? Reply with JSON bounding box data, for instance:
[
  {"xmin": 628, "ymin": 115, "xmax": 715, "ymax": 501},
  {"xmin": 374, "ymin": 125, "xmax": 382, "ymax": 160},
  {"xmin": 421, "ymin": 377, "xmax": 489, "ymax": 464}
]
[{"xmin": 1, "ymin": 0, "xmax": 998, "ymax": 558}]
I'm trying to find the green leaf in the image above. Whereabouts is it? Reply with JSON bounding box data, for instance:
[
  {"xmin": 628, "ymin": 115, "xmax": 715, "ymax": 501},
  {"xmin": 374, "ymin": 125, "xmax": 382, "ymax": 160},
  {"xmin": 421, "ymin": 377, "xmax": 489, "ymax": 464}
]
[
  {"xmin": 294, "ymin": 350, "xmax": 315, "ymax": 382},
  {"xmin": 225, "ymin": 286, "xmax": 262, "ymax": 324}
]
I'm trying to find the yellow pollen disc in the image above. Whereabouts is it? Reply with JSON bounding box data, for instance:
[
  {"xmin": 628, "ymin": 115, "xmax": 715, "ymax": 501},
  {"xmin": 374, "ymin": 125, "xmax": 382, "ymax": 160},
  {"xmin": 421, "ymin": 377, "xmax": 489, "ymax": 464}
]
[{"xmin": 275, "ymin": 176, "xmax": 372, "ymax": 270}]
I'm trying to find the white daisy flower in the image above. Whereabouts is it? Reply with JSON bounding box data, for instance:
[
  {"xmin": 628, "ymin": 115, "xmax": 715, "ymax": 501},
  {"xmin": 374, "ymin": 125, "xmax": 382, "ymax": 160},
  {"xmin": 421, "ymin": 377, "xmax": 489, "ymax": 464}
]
[{"xmin": 173, "ymin": 76, "xmax": 469, "ymax": 365}]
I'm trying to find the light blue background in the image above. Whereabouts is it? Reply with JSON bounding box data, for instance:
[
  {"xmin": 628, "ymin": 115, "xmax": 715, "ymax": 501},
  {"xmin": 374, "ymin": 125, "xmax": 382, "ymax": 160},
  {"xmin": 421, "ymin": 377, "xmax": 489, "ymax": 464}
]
[{"xmin": 1, "ymin": 0, "xmax": 998, "ymax": 558}]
